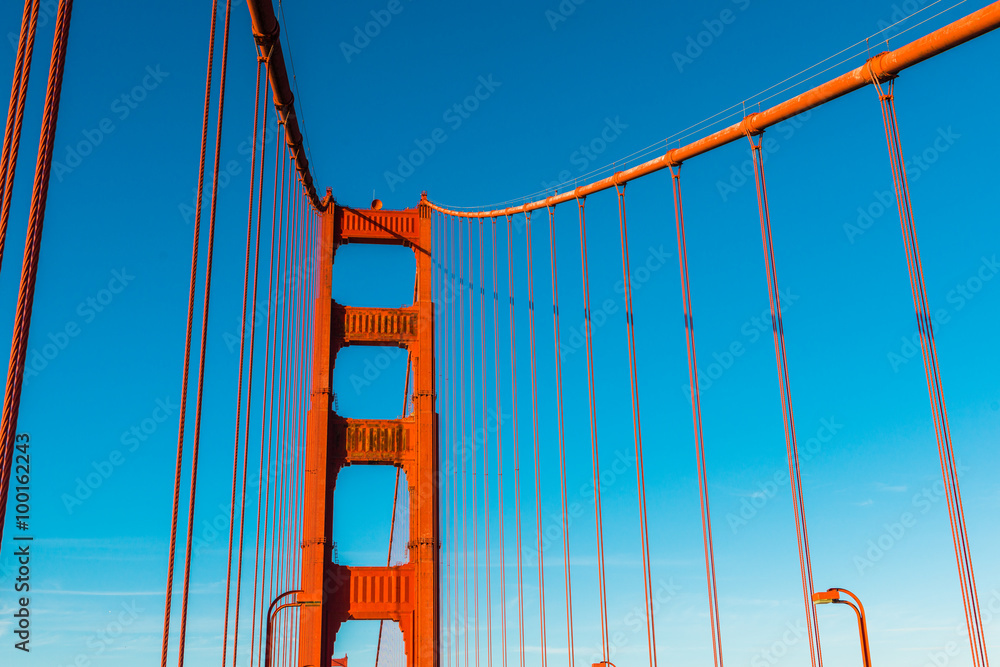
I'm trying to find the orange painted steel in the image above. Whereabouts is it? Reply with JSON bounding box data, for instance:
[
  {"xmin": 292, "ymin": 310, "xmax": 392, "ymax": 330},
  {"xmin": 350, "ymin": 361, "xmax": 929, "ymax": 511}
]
[
  {"xmin": 245, "ymin": 0, "xmax": 322, "ymax": 210},
  {"xmin": 298, "ymin": 199, "xmax": 438, "ymax": 667},
  {"xmin": 424, "ymin": 0, "xmax": 1000, "ymax": 218}
]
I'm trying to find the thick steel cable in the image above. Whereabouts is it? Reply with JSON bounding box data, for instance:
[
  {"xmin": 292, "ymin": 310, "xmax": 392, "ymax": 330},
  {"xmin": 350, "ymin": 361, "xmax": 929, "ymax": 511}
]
[
  {"xmin": 174, "ymin": 3, "xmax": 234, "ymax": 660},
  {"xmin": 0, "ymin": 0, "xmax": 71, "ymax": 553},
  {"xmin": 577, "ymin": 198, "xmax": 610, "ymax": 661},
  {"xmin": 871, "ymin": 74, "xmax": 989, "ymax": 667},
  {"xmin": 479, "ymin": 217, "xmax": 494, "ymax": 667},
  {"xmin": 0, "ymin": 0, "xmax": 39, "ymax": 274},
  {"xmin": 669, "ymin": 166, "xmax": 724, "ymax": 667},
  {"xmin": 746, "ymin": 131, "xmax": 823, "ymax": 667},
  {"xmin": 221, "ymin": 54, "xmax": 265, "ymax": 667},
  {"xmin": 523, "ymin": 211, "xmax": 548, "ymax": 667},
  {"xmin": 546, "ymin": 205, "xmax": 575, "ymax": 667},
  {"xmin": 614, "ymin": 184, "xmax": 658, "ymax": 667},
  {"xmin": 505, "ymin": 213, "xmax": 527, "ymax": 667},
  {"xmin": 157, "ymin": 0, "xmax": 223, "ymax": 661},
  {"xmin": 250, "ymin": 123, "xmax": 284, "ymax": 667}
]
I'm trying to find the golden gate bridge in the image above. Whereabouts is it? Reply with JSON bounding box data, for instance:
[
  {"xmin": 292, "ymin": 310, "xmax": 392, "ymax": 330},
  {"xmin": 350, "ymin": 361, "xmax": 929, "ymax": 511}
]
[{"xmin": 0, "ymin": 1, "xmax": 998, "ymax": 666}]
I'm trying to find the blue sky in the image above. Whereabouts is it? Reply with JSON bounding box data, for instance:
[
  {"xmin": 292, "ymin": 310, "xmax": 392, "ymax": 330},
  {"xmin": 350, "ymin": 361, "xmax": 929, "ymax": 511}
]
[{"xmin": 0, "ymin": 0, "xmax": 998, "ymax": 666}]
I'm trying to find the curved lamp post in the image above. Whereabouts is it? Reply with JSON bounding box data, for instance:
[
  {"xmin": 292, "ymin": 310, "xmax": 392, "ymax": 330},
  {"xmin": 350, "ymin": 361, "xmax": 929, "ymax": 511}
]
[
  {"xmin": 813, "ymin": 587, "xmax": 872, "ymax": 667},
  {"xmin": 264, "ymin": 590, "xmax": 321, "ymax": 667}
]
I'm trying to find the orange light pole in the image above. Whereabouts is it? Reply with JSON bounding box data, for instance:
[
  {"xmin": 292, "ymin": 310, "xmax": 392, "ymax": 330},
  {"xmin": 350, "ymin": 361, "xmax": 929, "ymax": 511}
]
[{"xmin": 813, "ymin": 587, "xmax": 872, "ymax": 667}]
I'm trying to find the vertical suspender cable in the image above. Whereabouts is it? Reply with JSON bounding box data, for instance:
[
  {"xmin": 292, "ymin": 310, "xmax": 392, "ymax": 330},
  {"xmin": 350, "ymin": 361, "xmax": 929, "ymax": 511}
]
[
  {"xmin": 0, "ymin": 0, "xmax": 71, "ymax": 553},
  {"xmin": 221, "ymin": 54, "xmax": 266, "ymax": 667},
  {"xmin": 454, "ymin": 212, "xmax": 463, "ymax": 667},
  {"xmin": 233, "ymin": 50, "xmax": 270, "ymax": 667},
  {"xmin": 461, "ymin": 214, "xmax": 470, "ymax": 667},
  {"xmin": 547, "ymin": 205, "xmax": 575, "ymax": 667},
  {"xmin": 577, "ymin": 198, "xmax": 610, "ymax": 661},
  {"xmin": 159, "ymin": 0, "xmax": 231, "ymax": 661},
  {"xmin": 614, "ymin": 184, "xmax": 658, "ymax": 667},
  {"xmin": 479, "ymin": 217, "xmax": 494, "ymax": 667},
  {"xmin": 376, "ymin": 272, "xmax": 415, "ymax": 666},
  {"xmin": 524, "ymin": 211, "xmax": 548, "ymax": 667},
  {"xmin": 250, "ymin": 123, "xmax": 284, "ymax": 667},
  {"xmin": 469, "ymin": 215, "xmax": 481, "ymax": 667},
  {"xmin": 745, "ymin": 129, "xmax": 823, "ymax": 667},
  {"xmin": 266, "ymin": 140, "xmax": 288, "ymax": 657},
  {"xmin": 0, "ymin": 0, "xmax": 39, "ymax": 273},
  {"xmin": 870, "ymin": 71, "xmax": 990, "ymax": 667},
  {"xmin": 505, "ymin": 213, "xmax": 526, "ymax": 667},
  {"xmin": 448, "ymin": 215, "xmax": 458, "ymax": 667},
  {"xmin": 492, "ymin": 215, "xmax": 509, "ymax": 667},
  {"xmin": 669, "ymin": 165, "xmax": 724, "ymax": 667}
]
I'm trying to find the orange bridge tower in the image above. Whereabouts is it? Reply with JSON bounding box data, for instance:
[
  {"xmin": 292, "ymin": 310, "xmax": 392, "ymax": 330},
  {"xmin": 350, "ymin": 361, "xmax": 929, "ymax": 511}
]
[{"xmin": 298, "ymin": 194, "xmax": 438, "ymax": 666}]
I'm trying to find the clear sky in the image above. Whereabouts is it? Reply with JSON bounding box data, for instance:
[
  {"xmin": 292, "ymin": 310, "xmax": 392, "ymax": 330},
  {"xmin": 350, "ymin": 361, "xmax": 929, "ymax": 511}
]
[{"xmin": 0, "ymin": 1, "xmax": 998, "ymax": 666}]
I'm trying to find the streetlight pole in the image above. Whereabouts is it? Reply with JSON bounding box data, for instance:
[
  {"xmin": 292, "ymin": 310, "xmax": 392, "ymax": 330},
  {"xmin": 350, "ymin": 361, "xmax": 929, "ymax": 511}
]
[
  {"xmin": 813, "ymin": 587, "xmax": 872, "ymax": 667},
  {"xmin": 265, "ymin": 589, "xmax": 323, "ymax": 667}
]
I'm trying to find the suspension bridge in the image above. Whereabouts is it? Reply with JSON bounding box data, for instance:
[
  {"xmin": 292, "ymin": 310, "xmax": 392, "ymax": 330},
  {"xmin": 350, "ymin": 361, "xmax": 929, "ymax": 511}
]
[{"xmin": 0, "ymin": 1, "xmax": 998, "ymax": 666}]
